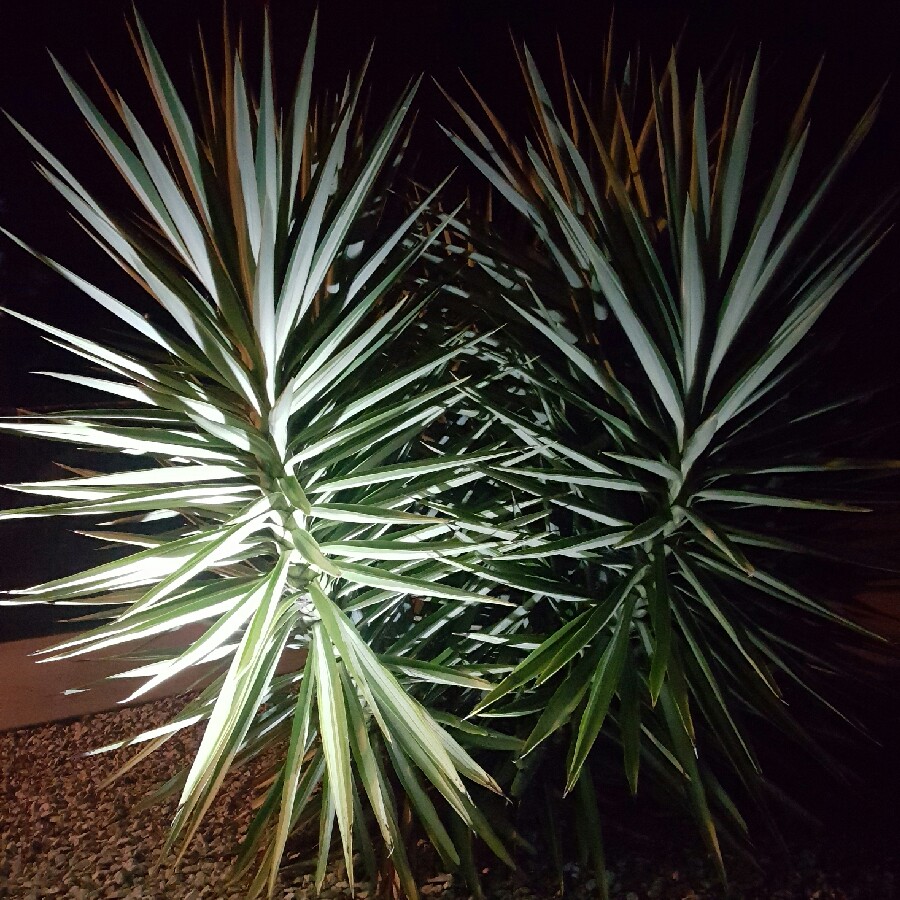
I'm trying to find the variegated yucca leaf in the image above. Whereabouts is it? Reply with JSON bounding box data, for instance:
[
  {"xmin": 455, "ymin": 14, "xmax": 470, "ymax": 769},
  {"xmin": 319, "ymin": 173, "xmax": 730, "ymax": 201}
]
[
  {"xmin": 443, "ymin": 36, "xmax": 895, "ymax": 892},
  {"xmin": 0, "ymin": 14, "xmax": 530, "ymax": 897}
]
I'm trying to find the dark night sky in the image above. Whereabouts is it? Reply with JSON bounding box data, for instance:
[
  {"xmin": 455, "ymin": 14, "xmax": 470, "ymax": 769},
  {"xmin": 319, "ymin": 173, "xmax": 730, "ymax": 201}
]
[
  {"xmin": 0, "ymin": 0, "xmax": 898, "ymax": 400},
  {"xmin": 0, "ymin": 0, "xmax": 898, "ymax": 624}
]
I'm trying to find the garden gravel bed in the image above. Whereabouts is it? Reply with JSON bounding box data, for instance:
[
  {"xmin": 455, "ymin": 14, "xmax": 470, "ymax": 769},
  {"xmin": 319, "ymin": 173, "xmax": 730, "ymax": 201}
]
[{"xmin": 0, "ymin": 695, "xmax": 896, "ymax": 899}]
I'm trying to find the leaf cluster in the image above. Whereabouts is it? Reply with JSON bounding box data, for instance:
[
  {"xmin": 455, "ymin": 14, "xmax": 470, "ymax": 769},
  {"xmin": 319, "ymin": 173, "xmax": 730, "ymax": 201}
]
[{"xmin": 0, "ymin": 12, "xmax": 894, "ymax": 899}]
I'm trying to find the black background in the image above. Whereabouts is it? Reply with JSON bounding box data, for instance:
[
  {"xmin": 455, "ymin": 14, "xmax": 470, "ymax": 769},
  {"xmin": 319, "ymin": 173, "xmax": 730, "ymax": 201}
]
[
  {"xmin": 1, "ymin": 1, "xmax": 898, "ymax": 414},
  {"xmin": 1, "ymin": 0, "xmax": 898, "ymax": 422},
  {"xmin": 0, "ymin": 0, "xmax": 897, "ymax": 646}
]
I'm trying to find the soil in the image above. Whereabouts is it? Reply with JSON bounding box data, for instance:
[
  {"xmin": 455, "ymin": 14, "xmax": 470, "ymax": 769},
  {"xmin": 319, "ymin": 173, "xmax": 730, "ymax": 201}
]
[{"xmin": 1, "ymin": 695, "xmax": 897, "ymax": 899}]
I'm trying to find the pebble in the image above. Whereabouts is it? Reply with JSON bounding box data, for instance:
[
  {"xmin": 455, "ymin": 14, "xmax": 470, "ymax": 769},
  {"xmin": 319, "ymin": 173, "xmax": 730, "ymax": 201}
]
[{"xmin": 1, "ymin": 696, "xmax": 898, "ymax": 899}]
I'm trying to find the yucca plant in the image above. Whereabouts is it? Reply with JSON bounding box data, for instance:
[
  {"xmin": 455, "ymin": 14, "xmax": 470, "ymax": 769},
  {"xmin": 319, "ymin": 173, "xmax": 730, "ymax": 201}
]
[
  {"xmin": 2, "ymin": 9, "xmax": 895, "ymax": 898},
  {"xmin": 439, "ymin": 37, "xmax": 895, "ymax": 892},
  {"xmin": 0, "ymin": 13, "xmax": 538, "ymax": 897}
]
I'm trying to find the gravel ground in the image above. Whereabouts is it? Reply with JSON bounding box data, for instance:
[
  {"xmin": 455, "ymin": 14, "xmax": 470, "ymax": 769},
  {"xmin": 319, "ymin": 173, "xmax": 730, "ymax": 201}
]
[{"xmin": 0, "ymin": 695, "xmax": 896, "ymax": 899}]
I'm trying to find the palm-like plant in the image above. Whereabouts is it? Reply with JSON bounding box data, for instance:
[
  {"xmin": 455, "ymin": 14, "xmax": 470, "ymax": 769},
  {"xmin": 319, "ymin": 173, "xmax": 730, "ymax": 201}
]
[
  {"xmin": 441, "ymin": 39, "xmax": 894, "ymax": 890},
  {"xmin": 0, "ymin": 14, "xmax": 528, "ymax": 897},
  {"xmin": 2, "ymin": 12, "xmax": 893, "ymax": 899}
]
